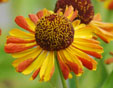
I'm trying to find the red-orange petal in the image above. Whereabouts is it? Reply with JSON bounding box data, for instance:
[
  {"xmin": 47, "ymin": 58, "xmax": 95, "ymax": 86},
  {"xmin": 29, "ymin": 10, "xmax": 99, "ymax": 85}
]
[
  {"xmin": 78, "ymin": 57, "xmax": 97, "ymax": 70},
  {"xmin": 70, "ymin": 10, "xmax": 78, "ymax": 21},
  {"xmin": 50, "ymin": 67, "xmax": 55, "ymax": 79},
  {"xmin": 67, "ymin": 61, "xmax": 83, "ymax": 75},
  {"xmin": 29, "ymin": 14, "xmax": 39, "ymax": 24},
  {"xmin": 96, "ymin": 33, "xmax": 109, "ymax": 43},
  {"xmin": 15, "ymin": 16, "xmax": 35, "ymax": 33},
  {"xmin": 16, "ymin": 58, "xmax": 34, "ymax": 72},
  {"xmin": 5, "ymin": 43, "xmax": 36, "ymax": 53},
  {"xmin": 32, "ymin": 69, "xmax": 40, "ymax": 80},
  {"xmin": 36, "ymin": 10, "xmax": 44, "ymax": 19},
  {"xmin": 6, "ymin": 36, "xmax": 35, "ymax": 44},
  {"xmin": 57, "ymin": 53, "xmax": 69, "ymax": 79},
  {"xmin": 80, "ymin": 50, "xmax": 102, "ymax": 59}
]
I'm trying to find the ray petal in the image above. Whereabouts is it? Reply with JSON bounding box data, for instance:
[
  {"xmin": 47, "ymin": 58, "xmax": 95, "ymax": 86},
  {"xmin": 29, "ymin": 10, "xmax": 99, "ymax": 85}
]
[
  {"xmin": 59, "ymin": 50, "xmax": 83, "ymax": 76},
  {"xmin": 57, "ymin": 52, "xmax": 70, "ymax": 79},
  {"xmin": 40, "ymin": 51, "xmax": 54, "ymax": 81},
  {"xmin": 67, "ymin": 45, "xmax": 97, "ymax": 70},
  {"xmin": 29, "ymin": 14, "xmax": 39, "ymax": 25},
  {"xmin": 9, "ymin": 29, "xmax": 34, "ymax": 39},
  {"xmin": 22, "ymin": 50, "xmax": 48, "ymax": 75},
  {"xmin": 12, "ymin": 47, "xmax": 42, "ymax": 68},
  {"xmin": 6, "ymin": 36, "xmax": 35, "ymax": 44},
  {"xmin": 5, "ymin": 42, "xmax": 37, "ymax": 53},
  {"xmin": 15, "ymin": 16, "xmax": 35, "ymax": 33}
]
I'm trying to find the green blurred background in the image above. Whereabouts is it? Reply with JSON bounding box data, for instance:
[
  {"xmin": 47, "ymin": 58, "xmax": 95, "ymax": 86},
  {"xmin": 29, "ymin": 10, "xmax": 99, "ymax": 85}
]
[{"xmin": 0, "ymin": 0, "xmax": 113, "ymax": 88}]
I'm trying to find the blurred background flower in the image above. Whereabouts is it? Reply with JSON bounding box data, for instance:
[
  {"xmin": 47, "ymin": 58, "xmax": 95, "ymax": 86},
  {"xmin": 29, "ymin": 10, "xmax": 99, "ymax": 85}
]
[
  {"xmin": 0, "ymin": 0, "xmax": 113, "ymax": 88},
  {"xmin": 105, "ymin": 52, "xmax": 113, "ymax": 64},
  {"xmin": 98, "ymin": 0, "xmax": 113, "ymax": 10},
  {"xmin": 0, "ymin": 0, "xmax": 8, "ymax": 3}
]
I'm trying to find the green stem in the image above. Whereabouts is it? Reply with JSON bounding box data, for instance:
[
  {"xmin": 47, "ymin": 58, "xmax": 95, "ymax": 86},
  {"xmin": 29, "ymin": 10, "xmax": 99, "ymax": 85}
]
[
  {"xmin": 55, "ymin": 52, "xmax": 68, "ymax": 88},
  {"xmin": 75, "ymin": 75, "xmax": 79, "ymax": 88}
]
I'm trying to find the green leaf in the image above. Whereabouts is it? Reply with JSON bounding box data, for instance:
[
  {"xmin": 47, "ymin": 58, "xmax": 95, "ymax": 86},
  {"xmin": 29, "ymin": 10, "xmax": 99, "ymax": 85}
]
[{"xmin": 101, "ymin": 71, "xmax": 113, "ymax": 88}]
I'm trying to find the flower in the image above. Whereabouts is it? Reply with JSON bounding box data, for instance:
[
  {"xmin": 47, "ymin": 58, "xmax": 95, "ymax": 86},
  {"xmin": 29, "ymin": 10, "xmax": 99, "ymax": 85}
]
[
  {"xmin": 98, "ymin": 0, "xmax": 113, "ymax": 10},
  {"xmin": 0, "ymin": 0, "xmax": 8, "ymax": 3},
  {"xmin": 5, "ymin": 6, "xmax": 103, "ymax": 81},
  {"xmin": 54, "ymin": 0, "xmax": 94, "ymax": 24},
  {"xmin": 105, "ymin": 52, "xmax": 113, "ymax": 64},
  {"xmin": 55, "ymin": 0, "xmax": 113, "ymax": 43}
]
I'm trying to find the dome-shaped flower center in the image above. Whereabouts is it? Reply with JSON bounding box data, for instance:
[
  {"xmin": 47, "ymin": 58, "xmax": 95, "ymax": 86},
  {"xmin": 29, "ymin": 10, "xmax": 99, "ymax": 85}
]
[{"xmin": 35, "ymin": 14, "xmax": 74, "ymax": 51}]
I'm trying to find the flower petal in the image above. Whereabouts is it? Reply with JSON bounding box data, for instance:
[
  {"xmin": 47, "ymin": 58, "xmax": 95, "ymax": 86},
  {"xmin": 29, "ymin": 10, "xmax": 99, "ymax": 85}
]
[
  {"xmin": 36, "ymin": 9, "xmax": 50, "ymax": 19},
  {"xmin": 57, "ymin": 52, "xmax": 70, "ymax": 79},
  {"xmin": 9, "ymin": 29, "xmax": 34, "ymax": 39},
  {"xmin": 72, "ymin": 20, "xmax": 81, "ymax": 27},
  {"xmin": 73, "ymin": 38, "xmax": 103, "ymax": 58},
  {"xmin": 70, "ymin": 10, "xmax": 78, "ymax": 21},
  {"xmin": 78, "ymin": 57, "xmax": 97, "ymax": 70},
  {"xmin": 92, "ymin": 21, "xmax": 113, "ymax": 32},
  {"xmin": 59, "ymin": 50, "xmax": 83, "ymax": 76},
  {"xmin": 12, "ymin": 46, "xmax": 40, "ymax": 58},
  {"xmin": 64, "ymin": 5, "xmax": 74, "ymax": 18},
  {"xmin": 30, "ymin": 69, "xmax": 40, "ymax": 80},
  {"xmin": 93, "ymin": 13, "xmax": 102, "ymax": 21},
  {"xmin": 40, "ymin": 51, "xmax": 54, "ymax": 81},
  {"xmin": 22, "ymin": 50, "xmax": 48, "ymax": 75},
  {"xmin": 16, "ymin": 58, "xmax": 34, "ymax": 72},
  {"xmin": 5, "ymin": 42, "xmax": 37, "ymax": 53},
  {"xmin": 74, "ymin": 26, "xmax": 93, "ymax": 39},
  {"xmin": 29, "ymin": 14, "xmax": 39, "ymax": 24},
  {"xmin": 67, "ymin": 45, "xmax": 97, "ymax": 70},
  {"xmin": 25, "ymin": 18, "xmax": 36, "ymax": 31},
  {"xmin": 74, "ymin": 38, "xmax": 100, "ymax": 44},
  {"xmin": 15, "ymin": 16, "xmax": 35, "ymax": 33},
  {"xmin": 73, "ymin": 39, "xmax": 103, "ymax": 53},
  {"xmin": 12, "ymin": 47, "xmax": 42, "ymax": 68},
  {"xmin": 6, "ymin": 36, "xmax": 35, "ymax": 44},
  {"xmin": 94, "ymin": 26, "xmax": 113, "ymax": 43},
  {"xmin": 80, "ymin": 50, "xmax": 102, "ymax": 59}
]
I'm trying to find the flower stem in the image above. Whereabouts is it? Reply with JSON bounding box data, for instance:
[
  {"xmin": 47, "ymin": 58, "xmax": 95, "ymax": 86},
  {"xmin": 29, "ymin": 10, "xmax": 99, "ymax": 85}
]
[
  {"xmin": 74, "ymin": 76, "xmax": 79, "ymax": 88},
  {"xmin": 55, "ymin": 52, "xmax": 68, "ymax": 88}
]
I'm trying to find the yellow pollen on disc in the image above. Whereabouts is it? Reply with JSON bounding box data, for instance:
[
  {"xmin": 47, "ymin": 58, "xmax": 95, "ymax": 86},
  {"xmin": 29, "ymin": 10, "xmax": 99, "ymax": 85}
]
[{"xmin": 35, "ymin": 14, "xmax": 74, "ymax": 51}]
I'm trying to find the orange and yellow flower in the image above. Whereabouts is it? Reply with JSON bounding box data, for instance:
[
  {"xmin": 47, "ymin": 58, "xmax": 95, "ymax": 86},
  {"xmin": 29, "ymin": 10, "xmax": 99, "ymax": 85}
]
[
  {"xmin": 5, "ymin": 6, "xmax": 103, "ymax": 81},
  {"xmin": 55, "ymin": 0, "xmax": 113, "ymax": 43},
  {"xmin": 98, "ymin": 0, "xmax": 113, "ymax": 10},
  {"xmin": 0, "ymin": 0, "xmax": 8, "ymax": 3}
]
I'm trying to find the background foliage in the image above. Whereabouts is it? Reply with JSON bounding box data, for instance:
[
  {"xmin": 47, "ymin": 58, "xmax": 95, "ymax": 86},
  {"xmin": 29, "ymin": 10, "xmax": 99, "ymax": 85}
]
[{"xmin": 0, "ymin": 0, "xmax": 113, "ymax": 88}]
